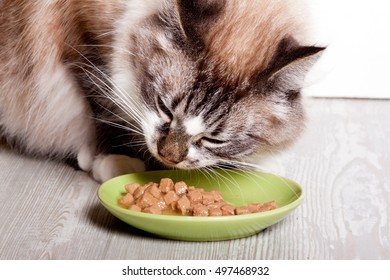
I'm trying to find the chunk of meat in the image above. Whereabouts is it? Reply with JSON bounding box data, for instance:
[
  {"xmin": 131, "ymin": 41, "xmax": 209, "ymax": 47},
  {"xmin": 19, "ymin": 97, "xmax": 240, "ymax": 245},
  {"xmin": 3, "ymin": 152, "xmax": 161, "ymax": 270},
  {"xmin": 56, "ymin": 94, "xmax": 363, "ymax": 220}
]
[
  {"xmin": 235, "ymin": 206, "xmax": 251, "ymax": 215},
  {"xmin": 159, "ymin": 178, "xmax": 174, "ymax": 193},
  {"xmin": 133, "ymin": 186, "xmax": 146, "ymax": 200},
  {"xmin": 143, "ymin": 205, "xmax": 163, "ymax": 215},
  {"xmin": 207, "ymin": 202, "xmax": 225, "ymax": 213},
  {"xmin": 163, "ymin": 190, "xmax": 180, "ymax": 207},
  {"xmin": 210, "ymin": 191, "xmax": 224, "ymax": 202},
  {"xmin": 177, "ymin": 196, "xmax": 191, "ymax": 215},
  {"xmin": 192, "ymin": 204, "xmax": 209, "ymax": 216},
  {"xmin": 248, "ymin": 201, "xmax": 278, "ymax": 213},
  {"xmin": 124, "ymin": 183, "xmax": 141, "ymax": 195},
  {"xmin": 148, "ymin": 184, "xmax": 162, "ymax": 199},
  {"xmin": 174, "ymin": 181, "xmax": 188, "ymax": 195},
  {"xmin": 221, "ymin": 204, "xmax": 235, "ymax": 216},
  {"xmin": 202, "ymin": 192, "xmax": 216, "ymax": 205},
  {"xmin": 187, "ymin": 189, "xmax": 203, "ymax": 204},
  {"xmin": 208, "ymin": 207, "xmax": 223, "ymax": 216},
  {"xmin": 129, "ymin": 205, "xmax": 142, "ymax": 212},
  {"xmin": 119, "ymin": 193, "xmax": 134, "ymax": 208},
  {"xmin": 136, "ymin": 192, "xmax": 158, "ymax": 209}
]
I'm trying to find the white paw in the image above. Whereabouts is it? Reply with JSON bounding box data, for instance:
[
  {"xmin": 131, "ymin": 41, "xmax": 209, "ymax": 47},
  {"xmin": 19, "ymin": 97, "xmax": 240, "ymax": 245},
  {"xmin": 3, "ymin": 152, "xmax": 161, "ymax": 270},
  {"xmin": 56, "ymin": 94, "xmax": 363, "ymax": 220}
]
[
  {"xmin": 92, "ymin": 154, "xmax": 146, "ymax": 182},
  {"xmin": 77, "ymin": 144, "xmax": 95, "ymax": 172}
]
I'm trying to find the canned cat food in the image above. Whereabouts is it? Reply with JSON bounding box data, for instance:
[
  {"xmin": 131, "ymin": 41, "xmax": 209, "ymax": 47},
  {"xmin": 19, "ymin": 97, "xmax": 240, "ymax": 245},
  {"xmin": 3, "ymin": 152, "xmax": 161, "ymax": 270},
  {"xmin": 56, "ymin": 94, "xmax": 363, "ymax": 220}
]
[{"xmin": 119, "ymin": 178, "xmax": 277, "ymax": 216}]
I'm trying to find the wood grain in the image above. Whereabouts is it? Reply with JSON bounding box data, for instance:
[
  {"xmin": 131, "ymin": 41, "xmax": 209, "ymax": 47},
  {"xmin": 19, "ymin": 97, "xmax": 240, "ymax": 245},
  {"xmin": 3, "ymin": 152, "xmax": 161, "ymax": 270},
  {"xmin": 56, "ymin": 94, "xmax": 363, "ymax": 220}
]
[{"xmin": 0, "ymin": 98, "xmax": 389, "ymax": 259}]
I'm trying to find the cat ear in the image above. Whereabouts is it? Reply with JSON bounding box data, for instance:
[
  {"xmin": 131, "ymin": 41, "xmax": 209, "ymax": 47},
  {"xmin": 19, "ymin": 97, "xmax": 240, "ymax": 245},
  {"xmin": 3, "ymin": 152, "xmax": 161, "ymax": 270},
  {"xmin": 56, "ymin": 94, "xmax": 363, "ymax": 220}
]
[
  {"xmin": 265, "ymin": 36, "xmax": 326, "ymax": 98},
  {"xmin": 174, "ymin": 0, "xmax": 225, "ymax": 48}
]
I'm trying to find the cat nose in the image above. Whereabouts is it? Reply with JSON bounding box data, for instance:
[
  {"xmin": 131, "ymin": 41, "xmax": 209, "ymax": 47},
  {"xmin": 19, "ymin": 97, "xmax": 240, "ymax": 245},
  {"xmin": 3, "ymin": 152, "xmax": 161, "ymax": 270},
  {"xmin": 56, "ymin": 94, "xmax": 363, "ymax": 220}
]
[
  {"xmin": 157, "ymin": 133, "xmax": 188, "ymax": 166},
  {"xmin": 158, "ymin": 153, "xmax": 180, "ymax": 165}
]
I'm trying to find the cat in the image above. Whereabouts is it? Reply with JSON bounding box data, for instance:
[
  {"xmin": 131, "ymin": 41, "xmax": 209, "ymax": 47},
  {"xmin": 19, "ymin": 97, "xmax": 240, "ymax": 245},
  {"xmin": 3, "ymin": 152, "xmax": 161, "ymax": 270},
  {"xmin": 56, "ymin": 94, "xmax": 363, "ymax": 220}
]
[{"xmin": 0, "ymin": 0, "xmax": 325, "ymax": 182}]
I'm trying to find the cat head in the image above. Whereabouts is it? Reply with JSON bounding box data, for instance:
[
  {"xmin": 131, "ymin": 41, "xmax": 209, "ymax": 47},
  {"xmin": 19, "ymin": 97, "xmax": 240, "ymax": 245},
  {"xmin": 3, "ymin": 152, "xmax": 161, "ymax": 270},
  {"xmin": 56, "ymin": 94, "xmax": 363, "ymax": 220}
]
[{"xmin": 113, "ymin": 0, "xmax": 325, "ymax": 169}]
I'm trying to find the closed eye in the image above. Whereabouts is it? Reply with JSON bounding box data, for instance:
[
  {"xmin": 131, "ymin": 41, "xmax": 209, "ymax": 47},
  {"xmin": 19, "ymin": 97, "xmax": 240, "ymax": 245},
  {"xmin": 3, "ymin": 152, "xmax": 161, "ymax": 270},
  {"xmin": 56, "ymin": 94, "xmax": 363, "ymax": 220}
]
[
  {"xmin": 156, "ymin": 97, "xmax": 173, "ymax": 121},
  {"xmin": 201, "ymin": 137, "xmax": 228, "ymax": 146}
]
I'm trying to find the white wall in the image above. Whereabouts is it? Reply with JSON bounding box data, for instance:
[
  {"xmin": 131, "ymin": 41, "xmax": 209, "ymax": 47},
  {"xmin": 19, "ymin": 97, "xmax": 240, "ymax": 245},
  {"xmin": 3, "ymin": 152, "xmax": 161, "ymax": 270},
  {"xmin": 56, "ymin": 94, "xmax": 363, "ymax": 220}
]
[{"xmin": 304, "ymin": 0, "xmax": 390, "ymax": 98}]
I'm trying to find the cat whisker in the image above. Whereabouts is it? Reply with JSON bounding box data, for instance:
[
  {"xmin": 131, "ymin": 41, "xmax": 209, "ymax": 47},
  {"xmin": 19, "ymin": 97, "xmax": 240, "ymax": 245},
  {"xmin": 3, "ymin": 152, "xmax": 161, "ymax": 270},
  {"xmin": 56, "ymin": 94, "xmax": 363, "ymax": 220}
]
[
  {"xmin": 77, "ymin": 43, "xmax": 136, "ymax": 57},
  {"xmin": 65, "ymin": 44, "xmax": 146, "ymax": 127},
  {"xmin": 70, "ymin": 60, "xmax": 146, "ymax": 128},
  {"xmin": 72, "ymin": 77, "xmax": 146, "ymax": 137},
  {"xmin": 199, "ymin": 167, "xmax": 217, "ymax": 187},
  {"xmin": 96, "ymin": 117, "xmax": 144, "ymax": 136},
  {"xmin": 201, "ymin": 166, "xmax": 243, "ymax": 197},
  {"xmin": 219, "ymin": 158, "xmax": 300, "ymax": 199},
  {"xmin": 219, "ymin": 159, "xmax": 267, "ymax": 172}
]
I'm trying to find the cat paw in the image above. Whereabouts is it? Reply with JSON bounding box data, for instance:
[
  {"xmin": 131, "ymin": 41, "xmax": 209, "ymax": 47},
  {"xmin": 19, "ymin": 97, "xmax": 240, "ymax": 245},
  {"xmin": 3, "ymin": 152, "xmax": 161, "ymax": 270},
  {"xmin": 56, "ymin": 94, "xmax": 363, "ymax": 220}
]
[
  {"xmin": 77, "ymin": 144, "xmax": 95, "ymax": 172},
  {"xmin": 92, "ymin": 154, "xmax": 146, "ymax": 182}
]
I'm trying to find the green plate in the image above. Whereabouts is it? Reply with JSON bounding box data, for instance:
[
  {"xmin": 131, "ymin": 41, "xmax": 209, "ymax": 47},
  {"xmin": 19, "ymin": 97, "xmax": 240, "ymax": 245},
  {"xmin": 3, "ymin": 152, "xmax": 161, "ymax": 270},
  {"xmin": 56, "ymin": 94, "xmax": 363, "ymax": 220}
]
[{"xmin": 98, "ymin": 169, "xmax": 303, "ymax": 241}]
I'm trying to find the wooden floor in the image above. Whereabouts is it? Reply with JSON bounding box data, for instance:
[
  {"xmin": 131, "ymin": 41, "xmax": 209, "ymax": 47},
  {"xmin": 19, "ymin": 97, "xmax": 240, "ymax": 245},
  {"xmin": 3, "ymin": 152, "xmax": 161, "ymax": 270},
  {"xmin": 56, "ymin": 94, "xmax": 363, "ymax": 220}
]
[{"xmin": 0, "ymin": 98, "xmax": 389, "ymax": 260}]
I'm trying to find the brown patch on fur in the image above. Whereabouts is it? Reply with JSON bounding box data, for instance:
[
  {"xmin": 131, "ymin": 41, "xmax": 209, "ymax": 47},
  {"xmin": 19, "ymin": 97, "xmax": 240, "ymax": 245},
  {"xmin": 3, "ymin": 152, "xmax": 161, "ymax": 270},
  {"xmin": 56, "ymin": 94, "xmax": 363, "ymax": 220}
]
[
  {"xmin": 0, "ymin": 0, "xmax": 124, "ymax": 106},
  {"xmin": 0, "ymin": 0, "xmax": 125, "ymax": 155},
  {"xmin": 0, "ymin": 1, "xmax": 37, "ymax": 118},
  {"xmin": 60, "ymin": 0, "xmax": 125, "ymax": 65},
  {"xmin": 203, "ymin": 0, "xmax": 305, "ymax": 84}
]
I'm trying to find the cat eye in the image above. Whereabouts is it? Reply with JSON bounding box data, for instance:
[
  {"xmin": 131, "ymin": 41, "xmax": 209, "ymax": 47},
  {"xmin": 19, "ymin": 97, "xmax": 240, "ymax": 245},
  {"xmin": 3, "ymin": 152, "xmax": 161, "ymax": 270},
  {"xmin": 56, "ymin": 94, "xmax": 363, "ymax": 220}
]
[
  {"xmin": 201, "ymin": 137, "xmax": 227, "ymax": 146},
  {"xmin": 157, "ymin": 97, "xmax": 173, "ymax": 121}
]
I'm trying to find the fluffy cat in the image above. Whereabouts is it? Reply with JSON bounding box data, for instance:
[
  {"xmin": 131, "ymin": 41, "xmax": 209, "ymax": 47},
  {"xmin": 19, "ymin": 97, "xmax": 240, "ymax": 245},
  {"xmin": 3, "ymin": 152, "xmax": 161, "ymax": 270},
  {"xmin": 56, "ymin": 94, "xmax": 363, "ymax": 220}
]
[{"xmin": 0, "ymin": 0, "xmax": 324, "ymax": 182}]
